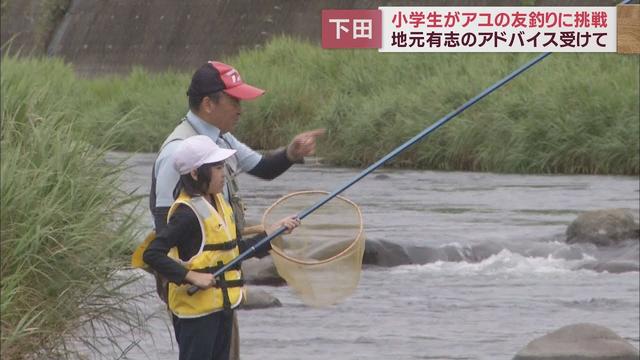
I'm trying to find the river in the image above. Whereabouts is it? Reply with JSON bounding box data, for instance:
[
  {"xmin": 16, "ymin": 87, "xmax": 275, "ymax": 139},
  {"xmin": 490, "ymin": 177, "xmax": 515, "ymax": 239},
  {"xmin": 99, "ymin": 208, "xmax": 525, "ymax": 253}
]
[{"xmin": 92, "ymin": 152, "xmax": 639, "ymax": 360}]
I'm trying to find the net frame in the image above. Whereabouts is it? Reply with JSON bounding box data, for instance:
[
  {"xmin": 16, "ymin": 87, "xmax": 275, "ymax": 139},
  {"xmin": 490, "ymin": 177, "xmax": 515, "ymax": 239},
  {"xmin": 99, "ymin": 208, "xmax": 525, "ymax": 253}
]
[{"xmin": 262, "ymin": 190, "xmax": 364, "ymax": 265}]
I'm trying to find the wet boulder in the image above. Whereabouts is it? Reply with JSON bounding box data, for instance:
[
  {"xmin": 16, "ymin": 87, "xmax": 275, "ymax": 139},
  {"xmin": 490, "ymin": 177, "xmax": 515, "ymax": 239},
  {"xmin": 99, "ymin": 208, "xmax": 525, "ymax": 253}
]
[
  {"xmin": 363, "ymin": 239, "xmax": 412, "ymax": 267},
  {"xmin": 566, "ymin": 209, "xmax": 639, "ymax": 246},
  {"xmin": 306, "ymin": 239, "xmax": 356, "ymax": 261},
  {"xmin": 577, "ymin": 261, "xmax": 640, "ymax": 274},
  {"xmin": 404, "ymin": 244, "xmax": 466, "ymax": 264},
  {"xmin": 513, "ymin": 323, "xmax": 639, "ymax": 360},
  {"xmin": 240, "ymin": 287, "xmax": 281, "ymax": 310},
  {"xmin": 242, "ymin": 256, "xmax": 284, "ymax": 286},
  {"xmin": 404, "ymin": 242, "xmax": 503, "ymax": 265},
  {"xmin": 404, "ymin": 245, "xmax": 444, "ymax": 264},
  {"xmin": 574, "ymin": 240, "xmax": 639, "ymax": 274}
]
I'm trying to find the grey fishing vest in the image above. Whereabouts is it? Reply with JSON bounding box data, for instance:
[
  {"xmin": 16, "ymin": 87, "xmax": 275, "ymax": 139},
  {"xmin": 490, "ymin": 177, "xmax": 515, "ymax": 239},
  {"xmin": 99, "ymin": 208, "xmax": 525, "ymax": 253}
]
[{"xmin": 153, "ymin": 119, "xmax": 247, "ymax": 234}]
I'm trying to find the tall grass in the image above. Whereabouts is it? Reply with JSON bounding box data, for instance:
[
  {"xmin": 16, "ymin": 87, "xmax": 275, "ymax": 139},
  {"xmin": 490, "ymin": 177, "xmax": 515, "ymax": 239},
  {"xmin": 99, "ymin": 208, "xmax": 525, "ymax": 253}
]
[
  {"xmin": 0, "ymin": 52, "xmax": 190, "ymax": 152},
  {"xmin": 1, "ymin": 55, "xmax": 145, "ymax": 359},
  {"xmin": 76, "ymin": 68, "xmax": 190, "ymax": 152},
  {"xmin": 2, "ymin": 36, "xmax": 638, "ymax": 175},
  {"xmin": 232, "ymin": 37, "xmax": 639, "ymax": 174}
]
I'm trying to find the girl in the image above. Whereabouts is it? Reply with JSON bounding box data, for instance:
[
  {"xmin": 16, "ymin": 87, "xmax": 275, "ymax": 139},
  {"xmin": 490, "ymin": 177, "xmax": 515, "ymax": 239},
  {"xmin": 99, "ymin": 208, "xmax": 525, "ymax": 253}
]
[{"xmin": 143, "ymin": 135, "xmax": 300, "ymax": 360}]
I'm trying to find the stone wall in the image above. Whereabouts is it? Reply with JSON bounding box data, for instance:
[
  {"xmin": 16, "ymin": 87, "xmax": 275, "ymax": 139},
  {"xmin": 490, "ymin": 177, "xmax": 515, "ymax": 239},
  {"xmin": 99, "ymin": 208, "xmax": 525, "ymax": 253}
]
[{"xmin": 1, "ymin": 0, "xmax": 46, "ymax": 54}]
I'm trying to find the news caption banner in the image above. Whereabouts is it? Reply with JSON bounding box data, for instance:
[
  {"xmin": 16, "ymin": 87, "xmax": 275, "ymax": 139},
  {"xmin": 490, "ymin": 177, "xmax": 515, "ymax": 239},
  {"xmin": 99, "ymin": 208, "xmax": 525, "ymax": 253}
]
[{"xmin": 322, "ymin": 5, "xmax": 640, "ymax": 53}]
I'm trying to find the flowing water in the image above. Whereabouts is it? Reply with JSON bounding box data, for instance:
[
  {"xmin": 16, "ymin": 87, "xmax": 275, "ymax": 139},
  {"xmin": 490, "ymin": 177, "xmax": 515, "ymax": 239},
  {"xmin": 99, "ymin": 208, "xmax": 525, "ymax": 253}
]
[{"xmin": 97, "ymin": 152, "xmax": 639, "ymax": 360}]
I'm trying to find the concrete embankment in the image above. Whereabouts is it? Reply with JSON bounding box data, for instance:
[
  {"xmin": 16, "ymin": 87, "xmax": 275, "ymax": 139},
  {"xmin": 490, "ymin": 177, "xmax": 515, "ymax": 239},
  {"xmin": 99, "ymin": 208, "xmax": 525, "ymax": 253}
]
[{"xmin": 2, "ymin": 0, "xmax": 617, "ymax": 74}]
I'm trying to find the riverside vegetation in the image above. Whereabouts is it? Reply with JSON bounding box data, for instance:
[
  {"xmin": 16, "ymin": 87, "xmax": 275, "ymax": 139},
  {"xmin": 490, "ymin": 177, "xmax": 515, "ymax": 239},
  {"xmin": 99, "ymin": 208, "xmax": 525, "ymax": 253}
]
[
  {"xmin": 4, "ymin": 37, "xmax": 639, "ymax": 173},
  {"xmin": 1, "ymin": 55, "xmax": 145, "ymax": 359},
  {"xmin": 1, "ymin": 36, "xmax": 638, "ymax": 358}
]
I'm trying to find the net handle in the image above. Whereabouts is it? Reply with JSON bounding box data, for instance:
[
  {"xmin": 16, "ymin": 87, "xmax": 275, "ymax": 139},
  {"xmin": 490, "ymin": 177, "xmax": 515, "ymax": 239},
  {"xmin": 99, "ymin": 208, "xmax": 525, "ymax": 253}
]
[{"xmin": 262, "ymin": 190, "xmax": 364, "ymax": 266}]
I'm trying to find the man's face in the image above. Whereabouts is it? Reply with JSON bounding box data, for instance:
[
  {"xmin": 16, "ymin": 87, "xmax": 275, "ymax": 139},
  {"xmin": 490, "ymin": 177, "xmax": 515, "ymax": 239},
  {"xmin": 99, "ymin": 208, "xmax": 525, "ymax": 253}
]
[{"xmin": 201, "ymin": 92, "xmax": 241, "ymax": 134}]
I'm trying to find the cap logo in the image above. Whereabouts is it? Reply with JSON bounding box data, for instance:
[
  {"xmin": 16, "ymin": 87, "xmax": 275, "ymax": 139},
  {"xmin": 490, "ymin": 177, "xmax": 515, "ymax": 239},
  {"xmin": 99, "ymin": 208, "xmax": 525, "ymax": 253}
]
[
  {"xmin": 225, "ymin": 70, "xmax": 241, "ymax": 84},
  {"xmin": 205, "ymin": 60, "xmax": 265, "ymax": 99}
]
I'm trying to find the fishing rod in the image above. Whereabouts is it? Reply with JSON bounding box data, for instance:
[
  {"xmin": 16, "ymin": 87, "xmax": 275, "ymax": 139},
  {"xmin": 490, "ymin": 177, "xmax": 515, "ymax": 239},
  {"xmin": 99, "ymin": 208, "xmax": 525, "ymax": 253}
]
[{"xmin": 188, "ymin": 51, "xmax": 556, "ymax": 295}]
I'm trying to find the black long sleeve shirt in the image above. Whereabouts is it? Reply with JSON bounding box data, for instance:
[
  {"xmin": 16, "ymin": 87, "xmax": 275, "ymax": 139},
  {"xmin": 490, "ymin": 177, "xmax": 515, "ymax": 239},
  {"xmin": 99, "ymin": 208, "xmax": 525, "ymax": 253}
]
[{"xmin": 143, "ymin": 204, "xmax": 272, "ymax": 284}]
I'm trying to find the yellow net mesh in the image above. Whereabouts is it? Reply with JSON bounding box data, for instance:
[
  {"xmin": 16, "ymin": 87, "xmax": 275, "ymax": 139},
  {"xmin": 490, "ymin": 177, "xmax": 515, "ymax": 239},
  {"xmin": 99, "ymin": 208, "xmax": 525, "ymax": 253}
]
[{"xmin": 262, "ymin": 191, "xmax": 365, "ymax": 307}]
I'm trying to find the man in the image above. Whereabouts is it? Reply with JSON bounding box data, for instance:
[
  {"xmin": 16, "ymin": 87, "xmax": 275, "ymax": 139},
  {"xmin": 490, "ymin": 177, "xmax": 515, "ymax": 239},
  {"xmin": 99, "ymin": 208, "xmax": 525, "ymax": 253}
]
[
  {"xmin": 149, "ymin": 60, "xmax": 324, "ymax": 359},
  {"xmin": 151, "ymin": 61, "xmax": 324, "ymax": 233}
]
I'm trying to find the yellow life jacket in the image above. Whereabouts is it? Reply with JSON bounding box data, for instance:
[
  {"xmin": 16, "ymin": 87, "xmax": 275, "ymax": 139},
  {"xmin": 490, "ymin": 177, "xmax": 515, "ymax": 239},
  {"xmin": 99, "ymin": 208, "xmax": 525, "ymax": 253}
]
[{"xmin": 167, "ymin": 191, "xmax": 244, "ymax": 318}]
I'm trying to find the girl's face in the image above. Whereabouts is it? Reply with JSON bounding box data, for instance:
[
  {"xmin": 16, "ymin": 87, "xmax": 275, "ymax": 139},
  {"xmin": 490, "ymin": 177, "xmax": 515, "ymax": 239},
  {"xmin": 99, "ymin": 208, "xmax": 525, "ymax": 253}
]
[{"xmin": 207, "ymin": 163, "xmax": 226, "ymax": 195}]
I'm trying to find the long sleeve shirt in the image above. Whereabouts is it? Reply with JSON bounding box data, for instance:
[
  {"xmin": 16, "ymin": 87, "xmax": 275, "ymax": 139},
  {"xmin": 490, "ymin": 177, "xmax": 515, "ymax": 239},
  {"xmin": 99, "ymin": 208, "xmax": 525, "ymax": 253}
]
[{"xmin": 143, "ymin": 204, "xmax": 271, "ymax": 284}]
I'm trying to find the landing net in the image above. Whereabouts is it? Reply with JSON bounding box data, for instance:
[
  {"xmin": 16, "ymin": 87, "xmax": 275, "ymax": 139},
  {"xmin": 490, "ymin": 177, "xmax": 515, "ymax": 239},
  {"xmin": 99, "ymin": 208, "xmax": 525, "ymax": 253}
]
[{"xmin": 262, "ymin": 191, "xmax": 365, "ymax": 307}]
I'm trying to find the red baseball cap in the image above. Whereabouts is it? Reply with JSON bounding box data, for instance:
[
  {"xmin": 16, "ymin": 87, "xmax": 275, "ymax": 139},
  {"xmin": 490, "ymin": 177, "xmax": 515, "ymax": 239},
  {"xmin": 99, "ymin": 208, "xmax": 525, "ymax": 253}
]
[{"xmin": 186, "ymin": 61, "xmax": 265, "ymax": 100}]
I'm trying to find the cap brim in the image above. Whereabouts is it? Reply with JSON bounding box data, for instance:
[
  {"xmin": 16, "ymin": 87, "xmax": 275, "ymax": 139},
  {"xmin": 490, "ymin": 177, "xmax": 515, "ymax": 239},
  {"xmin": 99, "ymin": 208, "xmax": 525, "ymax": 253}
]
[
  {"xmin": 201, "ymin": 148, "xmax": 237, "ymax": 165},
  {"xmin": 224, "ymin": 84, "xmax": 265, "ymax": 100}
]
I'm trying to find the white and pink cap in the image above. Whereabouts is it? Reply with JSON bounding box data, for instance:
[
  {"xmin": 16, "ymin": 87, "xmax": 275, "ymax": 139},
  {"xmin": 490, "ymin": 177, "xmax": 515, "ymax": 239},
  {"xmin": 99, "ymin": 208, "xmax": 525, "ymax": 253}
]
[{"xmin": 173, "ymin": 135, "xmax": 236, "ymax": 175}]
